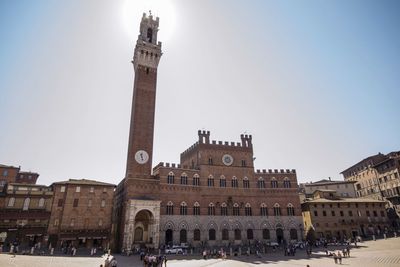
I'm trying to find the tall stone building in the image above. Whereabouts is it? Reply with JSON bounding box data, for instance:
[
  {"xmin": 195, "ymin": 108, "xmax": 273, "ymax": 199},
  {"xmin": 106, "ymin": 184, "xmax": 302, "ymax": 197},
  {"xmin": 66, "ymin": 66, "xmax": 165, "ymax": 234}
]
[
  {"xmin": 341, "ymin": 151, "xmax": 400, "ymax": 227},
  {"xmin": 48, "ymin": 179, "xmax": 115, "ymax": 248},
  {"xmin": 114, "ymin": 13, "xmax": 302, "ymax": 252}
]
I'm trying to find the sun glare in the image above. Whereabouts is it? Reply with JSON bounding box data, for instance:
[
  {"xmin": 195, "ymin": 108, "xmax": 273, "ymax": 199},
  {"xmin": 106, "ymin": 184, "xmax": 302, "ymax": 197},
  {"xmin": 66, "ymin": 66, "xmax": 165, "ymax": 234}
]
[{"xmin": 122, "ymin": 0, "xmax": 176, "ymax": 43}]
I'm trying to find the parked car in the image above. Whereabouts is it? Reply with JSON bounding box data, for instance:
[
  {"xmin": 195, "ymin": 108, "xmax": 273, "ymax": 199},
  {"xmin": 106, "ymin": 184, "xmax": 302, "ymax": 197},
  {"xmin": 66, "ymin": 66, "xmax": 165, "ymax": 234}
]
[
  {"xmin": 165, "ymin": 246, "xmax": 183, "ymax": 254},
  {"xmin": 266, "ymin": 241, "xmax": 279, "ymax": 247}
]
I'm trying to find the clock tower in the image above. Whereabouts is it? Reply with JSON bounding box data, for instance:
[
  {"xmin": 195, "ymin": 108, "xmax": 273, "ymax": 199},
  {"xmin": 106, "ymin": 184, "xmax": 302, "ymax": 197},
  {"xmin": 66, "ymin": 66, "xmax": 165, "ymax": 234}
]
[
  {"xmin": 115, "ymin": 13, "xmax": 162, "ymax": 251},
  {"xmin": 126, "ymin": 12, "xmax": 162, "ymax": 179}
]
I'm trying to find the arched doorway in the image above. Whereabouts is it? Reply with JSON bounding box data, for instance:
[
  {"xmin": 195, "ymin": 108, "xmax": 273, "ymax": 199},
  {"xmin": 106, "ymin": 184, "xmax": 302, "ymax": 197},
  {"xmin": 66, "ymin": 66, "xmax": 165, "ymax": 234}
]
[
  {"xmin": 165, "ymin": 229, "xmax": 173, "ymax": 245},
  {"xmin": 276, "ymin": 228, "xmax": 284, "ymax": 244},
  {"xmin": 290, "ymin": 229, "xmax": 298, "ymax": 240},
  {"xmin": 133, "ymin": 210, "xmax": 154, "ymax": 245},
  {"xmin": 180, "ymin": 229, "xmax": 187, "ymax": 244},
  {"xmin": 134, "ymin": 227, "xmax": 144, "ymax": 242}
]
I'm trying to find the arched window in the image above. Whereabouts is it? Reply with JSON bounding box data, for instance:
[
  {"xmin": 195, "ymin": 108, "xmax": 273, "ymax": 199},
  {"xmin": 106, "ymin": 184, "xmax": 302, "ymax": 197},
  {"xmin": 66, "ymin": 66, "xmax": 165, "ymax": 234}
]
[
  {"xmin": 7, "ymin": 197, "xmax": 15, "ymax": 207},
  {"xmin": 193, "ymin": 202, "xmax": 200, "ymax": 216},
  {"xmin": 222, "ymin": 229, "xmax": 229, "ymax": 240},
  {"xmin": 147, "ymin": 28, "xmax": 153, "ymax": 43},
  {"xmin": 271, "ymin": 178, "xmax": 278, "ymax": 188},
  {"xmin": 180, "ymin": 202, "xmax": 187, "ymax": 215},
  {"xmin": 194, "ymin": 229, "xmax": 201, "ymax": 241},
  {"xmin": 263, "ymin": 229, "xmax": 270, "ymax": 239},
  {"xmin": 258, "ymin": 177, "xmax": 266, "ymax": 189},
  {"xmin": 23, "ymin": 198, "xmax": 30, "ymax": 211},
  {"xmin": 166, "ymin": 201, "xmax": 174, "ymax": 215},
  {"xmin": 209, "ymin": 229, "xmax": 216, "ymax": 240},
  {"xmin": 38, "ymin": 198, "xmax": 45, "ymax": 208},
  {"xmin": 167, "ymin": 172, "xmax": 175, "ymax": 184},
  {"xmin": 221, "ymin": 202, "xmax": 228, "ymax": 216},
  {"xmin": 283, "ymin": 177, "xmax": 291, "ymax": 188},
  {"xmin": 273, "ymin": 203, "xmax": 281, "ymax": 216},
  {"xmin": 180, "ymin": 229, "xmax": 187, "ymax": 243},
  {"xmin": 208, "ymin": 203, "xmax": 215, "ymax": 216},
  {"xmin": 233, "ymin": 203, "xmax": 240, "ymax": 216},
  {"xmin": 243, "ymin": 177, "xmax": 250, "ymax": 188},
  {"xmin": 247, "ymin": 229, "xmax": 254, "ymax": 240},
  {"xmin": 208, "ymin": 175, "xmax": 214, "ymax": 187},
  {"xmin": 193, "ymin": 174, "xmax": 200, "ymax": 186},
  {"xmin": 234, "ymin": 229, "xmax": 241, "ymax": 240},
  {"xmin": 180, "ymin": 173, "xmax": 188, "ymax": 185},
  {"xmin": 260, "ymin": 203, "xmax": 268, "ymax": 216},
  {"xmin": 219, "ymin": 176, "xmax": 226, "ymax": 187},
  {"xmin": 245, "ymin": 203, "xmax": 252, "ymax": 216},
  {"xmin": 287, "ymin": 203, "xmax": 295, "ymax": 216},
  {"xmin": 231, "ymin": 176, "xmax": 238, "ymax": 188}
]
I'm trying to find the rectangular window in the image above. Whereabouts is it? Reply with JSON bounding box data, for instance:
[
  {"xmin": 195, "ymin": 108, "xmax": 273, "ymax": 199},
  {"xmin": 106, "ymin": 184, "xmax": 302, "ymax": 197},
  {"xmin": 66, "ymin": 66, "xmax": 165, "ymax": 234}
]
[
  {"xmin": 331, "ymin": 211, "xmax": 335, "ymax": 216},
  {"xmin": 101, "ymin": 199, "xmax": 106, "ymax": 208},
  {"xmin": 322, "ymin": 211, "xmax": 327, "ymax": 216},
  {"xmin": 373, "ymin": 210, "xmax": 378, "ymax": 217},
  {"xmin": 54, "ymin": 219, "xmax": 59, "ymax": 226},
  {"xmin": 103, "ymin": 187, "xmax": 107, "ymax": 193},
  {"xmin": 348, "ymin": 210, "xmax": 353, "ymax": 216},
  {"xmin": 88, "ymin": 199, "xmax": 92, "ymax": 207},
  {"xmin": 90, "ymin": 187, "xmax": 94, "ymax": 193},
  {"xmin": 313, "ymin": 210, "xmax": 318, "ymax": 216},
  {"xmin": 380, "ymin": 210, "xmax": 385, "ymax": 217},
  {"xmin": 73, "ymin": 199, "xmax": 79, "ymax": 207},
  {"xmin": 60, "ymin": 186, "xmax": 65, "ymax": 192},
  {"xmin": 366, "ymin": 210, "xmax": 370, "ymax": 217},
  {"xmin": 76, "ymin": 186, "xmax": 81, "ymax": 193},
  {"xmin": 57, "ymin": 199, "xmax": 64, "ymax": 207},
  {"xmin": 98, "ymin": 219, "xmax": 103, "ymax": 226},
  {"xmin": 340, "ymin": 211, "xmax": 344, "ymax": 217}
]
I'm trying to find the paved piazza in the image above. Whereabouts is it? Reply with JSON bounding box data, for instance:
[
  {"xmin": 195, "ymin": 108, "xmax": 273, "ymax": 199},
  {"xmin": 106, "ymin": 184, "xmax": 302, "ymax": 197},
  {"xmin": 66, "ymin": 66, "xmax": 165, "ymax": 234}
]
[{"xmin": 1, "ymin": 238, "xmax": 400, "ymax": 267}]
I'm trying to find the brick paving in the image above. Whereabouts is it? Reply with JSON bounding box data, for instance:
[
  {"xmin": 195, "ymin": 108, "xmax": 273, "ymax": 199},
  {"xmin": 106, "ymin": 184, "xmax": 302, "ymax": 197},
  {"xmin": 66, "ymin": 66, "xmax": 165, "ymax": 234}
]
[{"xmin": 1, "ymin": 238, "xmax": 400, "ymax": 267}]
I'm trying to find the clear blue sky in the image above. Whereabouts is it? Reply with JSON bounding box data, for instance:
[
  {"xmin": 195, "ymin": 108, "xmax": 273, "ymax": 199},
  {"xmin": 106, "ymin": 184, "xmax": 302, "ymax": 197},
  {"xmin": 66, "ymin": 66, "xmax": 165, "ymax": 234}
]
[{"xmin": 1, "ymin": 0, "xmax": 399, "ymax": 185}]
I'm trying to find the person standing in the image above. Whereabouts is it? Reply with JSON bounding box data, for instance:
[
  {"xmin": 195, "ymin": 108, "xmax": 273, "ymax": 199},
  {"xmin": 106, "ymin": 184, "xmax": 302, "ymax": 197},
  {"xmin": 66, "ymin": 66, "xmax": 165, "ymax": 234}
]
[
  {"xmin": 163, "ymin": 255, "xmax": 168, "ymax": 267},
  {"xmin": 338, "ymin": 251, "xmax": 342, "ymax": 264}
]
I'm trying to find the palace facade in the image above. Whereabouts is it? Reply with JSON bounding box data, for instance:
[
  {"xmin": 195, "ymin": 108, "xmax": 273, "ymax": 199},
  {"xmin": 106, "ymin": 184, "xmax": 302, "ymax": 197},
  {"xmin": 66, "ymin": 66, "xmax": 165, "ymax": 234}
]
[{"xmin": 114, "ymin": 13, "xmax": 302, "ymax": 252}]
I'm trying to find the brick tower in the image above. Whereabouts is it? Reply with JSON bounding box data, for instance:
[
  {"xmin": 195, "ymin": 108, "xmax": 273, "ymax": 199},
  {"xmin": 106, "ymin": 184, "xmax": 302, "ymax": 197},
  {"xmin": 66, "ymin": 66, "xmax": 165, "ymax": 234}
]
[
  {"xmin": 114, "ymin": 13, "xmax": 162, "ymax": 252},
  {"xmin": 125, "ymin": 12, "xmax": 162, "ymax": 179}
]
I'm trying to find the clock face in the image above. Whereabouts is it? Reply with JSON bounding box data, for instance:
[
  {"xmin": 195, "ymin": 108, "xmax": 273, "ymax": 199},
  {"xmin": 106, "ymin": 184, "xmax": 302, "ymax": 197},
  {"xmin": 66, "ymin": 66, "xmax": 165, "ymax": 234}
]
[
  {"xmin": 135, "ymin": 150, "xmax": 149, "ymax": 164},
  {"xmin": 222, "ymin": 154, "xmax": 233, "ymax": 166}
]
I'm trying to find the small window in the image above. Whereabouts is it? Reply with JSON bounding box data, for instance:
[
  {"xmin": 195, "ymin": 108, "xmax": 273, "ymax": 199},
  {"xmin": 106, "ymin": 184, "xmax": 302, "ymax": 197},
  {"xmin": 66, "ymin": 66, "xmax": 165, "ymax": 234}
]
[
  {"xmin": 76, "ymin": 186, "xmax": 81, "ymax": 193},
  {"xmin": 193, "ymin": 202, "xmax": 200, "ymax": 216},
  {"xmin": 88, "ymin": 199, "xmax": 92, "ymax": 207},
  {"xmin": 231, "ymin": 177, "xmax": 238, "ymax": 188},
  {"xmin": 166, "ymin": 202, "xmax": 174, "ymax": 215},
  {"xmin": 193, "ymin": 175, "xmax": 200, "ymax": 186},
  {"xmin": 23, "ymin": 198, "xmax": 30, "ymax": 211},
  {"xmin": 57, "ymin": 199, "xmax": 64, "ymax": 207},
  {"xmin": 101, "ymin": 199, "xmax": 106, "ymax": 208},
  {"xmin": 60, "ymin": 186, "xmax": 66, "ymax": 192},
  {"xmin": 167, "ymin": 172, "xmax": 175, "ymax": 184},
  {"xmin": 208, "ymin": 157, "xmax": 213, "ymax": 165},
  {"xmin": 103, "ymin": 187, "xmax": 107, "ymax": 193},
  {"xmin": 180, "ymin": 202, "xmax": 187, "ymax": 215},
  {"xmin": 90, "ymin": 187, "xmax": 94, "ymax": 193},
  {"xmin": 70, "ymin": 218, "xmax": 75, "ymax": 227},
  {"xmin": 98, "ymin": 219, "xmax": 103, "ymax": 226},
  {"xmin": 54, "ymin": 219, "xmax": 59, "ymax": 226},
  {"xmin": 7, "ymin": 197, "xmax": 15, "ymax": 207},
  {"xmin": 241, "ymin": 160, "xmax": 246, "ymax": 167},
  {"xmin": 73, "ymin": 199, "xmax": 79, "ymax": 207},
  {"xmin": 233, "ymin": 203, "xmax": 240, "ymax": 216},
  {"xmin": 38, "ymin": 198, "xmax": 45, "ymax": 208},
  {"xmin": 208, "ymin": 203, "xmax": 215, "ymax": 216},
  {"xmin": 313, "ymin": 210, "xmax": 318, "ymax": 216},
  {"xmin": 322, "ymin": 211, "xmax": 327, "ymax": 216},
  {"xmin": 245, "ymin": 203, "xmax": 252, "ymax": 216}
]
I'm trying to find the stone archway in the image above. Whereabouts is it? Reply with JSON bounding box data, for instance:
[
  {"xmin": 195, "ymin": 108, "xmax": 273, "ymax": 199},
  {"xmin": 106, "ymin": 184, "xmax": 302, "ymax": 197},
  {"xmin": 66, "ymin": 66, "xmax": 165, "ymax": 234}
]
[{"xmin": 133, "ymin": 209, "xmax": 154, "ymax": 245}]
